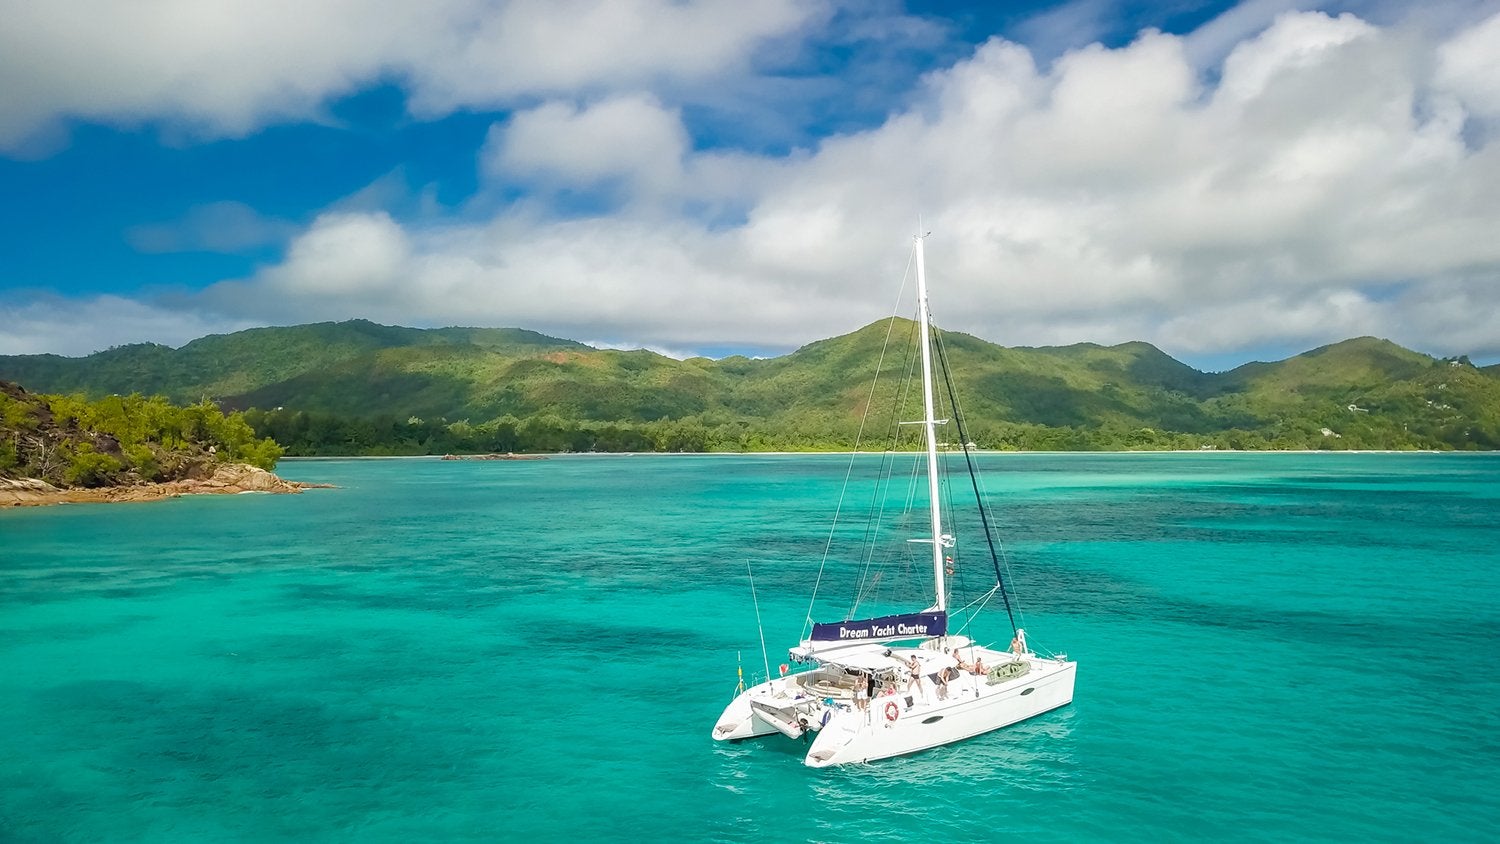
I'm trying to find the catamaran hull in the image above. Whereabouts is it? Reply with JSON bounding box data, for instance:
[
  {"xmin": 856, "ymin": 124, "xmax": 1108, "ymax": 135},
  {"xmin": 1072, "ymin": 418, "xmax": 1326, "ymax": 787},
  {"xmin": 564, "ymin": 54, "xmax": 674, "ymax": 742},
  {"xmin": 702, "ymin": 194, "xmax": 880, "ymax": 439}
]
[
  {"xmin": 711, "ymin": 659, "xmax": 1077, "ymax": 766},
  {"xmin": 804, "ymin": 661, "xmax": 1076, "ymax": 767},
  {"xmin": 711, "ymin": 686, "xmax": 784, "ymax": 741}
]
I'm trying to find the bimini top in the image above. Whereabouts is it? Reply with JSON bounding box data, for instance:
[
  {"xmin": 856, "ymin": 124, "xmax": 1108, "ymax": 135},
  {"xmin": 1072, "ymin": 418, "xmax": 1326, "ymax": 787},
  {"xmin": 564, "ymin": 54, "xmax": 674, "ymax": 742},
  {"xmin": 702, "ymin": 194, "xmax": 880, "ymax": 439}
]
[{"xmin": 787, "ymin": 640, "xmax": 962, "ymax": 675}]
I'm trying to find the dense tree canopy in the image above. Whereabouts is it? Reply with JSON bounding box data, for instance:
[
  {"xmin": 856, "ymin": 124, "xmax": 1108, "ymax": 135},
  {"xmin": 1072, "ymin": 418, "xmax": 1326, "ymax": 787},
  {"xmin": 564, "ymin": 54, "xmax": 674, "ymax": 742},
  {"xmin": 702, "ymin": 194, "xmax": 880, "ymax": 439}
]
[{"xmin": 0, "ymin": 382, "xmax": 283, "ymax": 487}]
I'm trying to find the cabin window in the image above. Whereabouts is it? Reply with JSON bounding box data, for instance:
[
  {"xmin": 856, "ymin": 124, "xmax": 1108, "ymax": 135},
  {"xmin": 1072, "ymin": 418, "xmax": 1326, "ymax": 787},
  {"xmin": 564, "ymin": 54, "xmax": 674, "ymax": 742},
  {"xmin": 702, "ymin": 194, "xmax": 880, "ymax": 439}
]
[
  {"xmin": 1020, "ymin": 687, "xmax": 1035, "ymax": 696},
  {"xmin": 921, "ymin": 716, "xmax": 943, "ymax": 724}
]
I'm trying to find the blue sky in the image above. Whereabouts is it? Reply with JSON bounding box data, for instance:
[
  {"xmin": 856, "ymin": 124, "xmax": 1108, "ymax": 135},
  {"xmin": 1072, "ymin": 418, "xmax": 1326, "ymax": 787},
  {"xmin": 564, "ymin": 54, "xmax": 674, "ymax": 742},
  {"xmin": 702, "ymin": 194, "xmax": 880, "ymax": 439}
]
[{"xmin": 1, "ymin": 0, "xmax": 1497, "ymax": 370}]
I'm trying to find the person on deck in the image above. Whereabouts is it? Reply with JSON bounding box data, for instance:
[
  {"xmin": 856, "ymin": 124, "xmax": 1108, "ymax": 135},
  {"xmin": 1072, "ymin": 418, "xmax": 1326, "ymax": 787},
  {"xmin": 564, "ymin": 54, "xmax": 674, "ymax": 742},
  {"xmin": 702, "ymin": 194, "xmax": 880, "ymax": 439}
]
[
  {"xmin": 951, "ymin": 647, "xmax": 971, "ymax": 671},
  {"xmin": 905, "ymin": 655, "xmax": 924, "ymax": 695}
]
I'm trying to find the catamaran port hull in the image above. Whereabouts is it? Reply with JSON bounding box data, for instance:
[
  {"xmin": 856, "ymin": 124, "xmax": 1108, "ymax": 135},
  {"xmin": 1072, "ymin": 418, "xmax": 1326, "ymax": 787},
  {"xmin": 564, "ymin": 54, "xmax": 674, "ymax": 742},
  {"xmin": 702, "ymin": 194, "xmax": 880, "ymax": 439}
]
[{"xmin": 711, "ymin": 684, "xmax": 788, "ymax": 741}]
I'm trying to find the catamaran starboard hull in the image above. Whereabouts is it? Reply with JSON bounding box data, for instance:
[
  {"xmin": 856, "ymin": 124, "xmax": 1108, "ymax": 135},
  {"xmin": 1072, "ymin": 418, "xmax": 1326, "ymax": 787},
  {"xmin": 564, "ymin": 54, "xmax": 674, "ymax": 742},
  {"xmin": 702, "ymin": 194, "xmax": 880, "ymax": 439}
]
[{"xmin": 805, "ymin": 659, "xmax": 1076, "ymax": 767}]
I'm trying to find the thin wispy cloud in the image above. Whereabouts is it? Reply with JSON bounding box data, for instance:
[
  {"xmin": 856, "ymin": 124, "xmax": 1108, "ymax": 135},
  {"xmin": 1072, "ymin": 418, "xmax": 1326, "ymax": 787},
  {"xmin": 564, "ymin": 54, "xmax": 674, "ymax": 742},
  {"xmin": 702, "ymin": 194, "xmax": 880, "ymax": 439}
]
[
  {"xmin": 0, "ymin": 0, "xmax": 821, "ymax": 152},
  {"xmin": 125, "ymin": 202, "xmax": 298, "ymax": 254}
]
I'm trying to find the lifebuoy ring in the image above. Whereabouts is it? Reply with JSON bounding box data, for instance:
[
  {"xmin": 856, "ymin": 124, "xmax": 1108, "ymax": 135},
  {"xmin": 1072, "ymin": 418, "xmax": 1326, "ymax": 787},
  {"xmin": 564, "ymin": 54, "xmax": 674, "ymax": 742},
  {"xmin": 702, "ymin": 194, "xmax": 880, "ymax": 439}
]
[{"xmin": 884, "ymin": 702, "xmax": 900, "ymax": 722}]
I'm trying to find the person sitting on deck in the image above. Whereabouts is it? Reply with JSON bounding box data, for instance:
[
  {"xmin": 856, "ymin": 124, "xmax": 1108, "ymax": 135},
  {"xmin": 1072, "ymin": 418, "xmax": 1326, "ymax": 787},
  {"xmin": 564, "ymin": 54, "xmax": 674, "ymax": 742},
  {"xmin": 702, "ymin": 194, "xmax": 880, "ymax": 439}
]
[
  {"xmin": 950, "ymin": 647, "xmax": 971, "ymax": 671},
  {"xmin": 972, "ymin": 656, "xmax": 987, "ymax": 676}
]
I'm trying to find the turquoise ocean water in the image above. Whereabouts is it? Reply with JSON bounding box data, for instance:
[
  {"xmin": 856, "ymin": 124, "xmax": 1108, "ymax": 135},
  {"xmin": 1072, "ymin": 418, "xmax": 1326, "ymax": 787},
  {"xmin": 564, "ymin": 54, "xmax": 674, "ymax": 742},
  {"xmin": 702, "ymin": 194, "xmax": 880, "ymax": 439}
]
[{"xmin": 2, "ymin": 453, "xmax": 1497, "ymax": 842}]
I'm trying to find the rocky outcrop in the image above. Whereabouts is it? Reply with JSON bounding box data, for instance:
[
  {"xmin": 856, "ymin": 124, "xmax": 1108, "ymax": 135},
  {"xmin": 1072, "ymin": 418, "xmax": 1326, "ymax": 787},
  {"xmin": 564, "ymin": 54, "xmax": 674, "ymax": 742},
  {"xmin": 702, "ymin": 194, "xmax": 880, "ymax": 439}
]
[
  {"xmin": 0, "ymin": 476, "xmax": 62, "ymax": 506},
  {"xmin": 0, "ymin": 463, "xmax": 332, "ymax": 507}
]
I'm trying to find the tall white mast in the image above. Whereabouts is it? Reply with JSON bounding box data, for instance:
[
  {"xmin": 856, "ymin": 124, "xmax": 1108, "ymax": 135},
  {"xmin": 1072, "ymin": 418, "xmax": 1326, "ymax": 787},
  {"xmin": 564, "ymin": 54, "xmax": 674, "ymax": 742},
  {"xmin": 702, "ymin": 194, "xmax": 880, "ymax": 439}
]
[{"xmin": 914, "ymin": 234, "xmax": 947, "ymax": 613}]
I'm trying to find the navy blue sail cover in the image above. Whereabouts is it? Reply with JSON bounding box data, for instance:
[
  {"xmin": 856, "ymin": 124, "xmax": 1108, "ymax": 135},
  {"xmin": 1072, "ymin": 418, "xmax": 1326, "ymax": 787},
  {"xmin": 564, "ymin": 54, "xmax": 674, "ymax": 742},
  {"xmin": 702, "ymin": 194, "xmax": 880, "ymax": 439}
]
[{"xmin": 810, "ymin": 611, "xmax": 947, "ymax": 642}]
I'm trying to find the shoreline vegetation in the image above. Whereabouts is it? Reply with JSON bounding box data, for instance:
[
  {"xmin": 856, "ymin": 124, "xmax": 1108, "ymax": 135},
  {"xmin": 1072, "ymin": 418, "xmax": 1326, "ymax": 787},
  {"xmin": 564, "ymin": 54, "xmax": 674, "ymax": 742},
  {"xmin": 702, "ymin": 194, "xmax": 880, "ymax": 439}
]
[
  {"xmin": 241, "ymin": 410, "xmax": 1498, "ymax": 456},
  {"xmin": 1, "ymin": 380, "xmax": 327, "ymax": 508}
]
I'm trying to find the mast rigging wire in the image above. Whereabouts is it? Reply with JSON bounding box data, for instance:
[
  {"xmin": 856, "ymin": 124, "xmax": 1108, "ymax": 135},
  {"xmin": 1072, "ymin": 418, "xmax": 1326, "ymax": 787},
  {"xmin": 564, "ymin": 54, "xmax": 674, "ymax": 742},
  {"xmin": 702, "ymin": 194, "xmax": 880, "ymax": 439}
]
[{"xmin": 931, "ymin": 322, "xmax": 1019, "ymax": 634}]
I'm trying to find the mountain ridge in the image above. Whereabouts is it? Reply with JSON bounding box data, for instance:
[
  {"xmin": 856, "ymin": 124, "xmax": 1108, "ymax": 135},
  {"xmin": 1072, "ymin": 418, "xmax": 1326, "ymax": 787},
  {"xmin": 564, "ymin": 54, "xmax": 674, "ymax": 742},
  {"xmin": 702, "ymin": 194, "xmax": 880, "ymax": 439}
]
[{"xmin": 2, "ymin": 319, "xmax": 1496, "ymax": 451}]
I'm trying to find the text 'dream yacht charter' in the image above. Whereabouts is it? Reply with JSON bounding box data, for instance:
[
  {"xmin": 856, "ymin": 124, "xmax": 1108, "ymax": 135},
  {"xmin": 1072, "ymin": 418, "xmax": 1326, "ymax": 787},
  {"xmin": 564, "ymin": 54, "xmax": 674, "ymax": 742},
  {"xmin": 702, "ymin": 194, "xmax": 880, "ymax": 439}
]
[{"xmin": 711, "ymin": 235, "xmax": 1076, "ymax": 767}]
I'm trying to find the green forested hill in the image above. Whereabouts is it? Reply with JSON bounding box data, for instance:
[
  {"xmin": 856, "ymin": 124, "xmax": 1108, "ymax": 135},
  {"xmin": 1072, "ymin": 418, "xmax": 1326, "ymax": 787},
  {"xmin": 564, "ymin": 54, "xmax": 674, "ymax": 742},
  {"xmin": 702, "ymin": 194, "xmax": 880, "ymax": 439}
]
[
  {"xmin": 1, "ymin": 319, "xmax": 1496, "ymax": 453},
  {"xmin": 0, "ymin": 320, "xmax": 586, "ymax": 404},
  {"xmin": 1197, "ymin": 339, "xmax": 1500, "ymax": 449},
  {"xmin": 231, "ymin": 343, "xmax": 723, "ymax": 422}
]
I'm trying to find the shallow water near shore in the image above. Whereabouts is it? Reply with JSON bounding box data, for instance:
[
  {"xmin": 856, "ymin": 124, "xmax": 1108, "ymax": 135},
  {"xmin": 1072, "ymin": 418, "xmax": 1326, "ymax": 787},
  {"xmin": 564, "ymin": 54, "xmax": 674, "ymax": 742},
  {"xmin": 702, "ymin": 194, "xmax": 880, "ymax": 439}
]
[{"xmin": 2, "ymin": 452, "xmax": 1497, "ymax": 841}]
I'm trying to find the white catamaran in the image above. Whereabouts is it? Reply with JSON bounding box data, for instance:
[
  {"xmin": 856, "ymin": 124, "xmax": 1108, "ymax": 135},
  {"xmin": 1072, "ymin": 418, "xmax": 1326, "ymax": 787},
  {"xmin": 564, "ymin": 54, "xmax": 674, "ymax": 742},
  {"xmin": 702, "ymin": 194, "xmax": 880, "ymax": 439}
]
[{"xmin": 711, "ymin": 235, "xmax": 1076, "ymax": 767}]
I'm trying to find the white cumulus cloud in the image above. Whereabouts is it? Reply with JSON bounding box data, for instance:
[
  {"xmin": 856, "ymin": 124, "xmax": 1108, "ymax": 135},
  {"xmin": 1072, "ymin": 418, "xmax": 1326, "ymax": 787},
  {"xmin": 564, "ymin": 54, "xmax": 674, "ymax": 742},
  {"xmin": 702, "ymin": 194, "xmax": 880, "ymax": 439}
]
[
  {"xmin": 484, "ymin": 95, "xmax": 690, "ymax": 200},
  {"xmin": 6, "ymin": 3, "xmax": 1500, "ymax": 366},
  {"xmin": 0, "ymin": 0, "xmax": 820, "ymax": 153},
  {"xmin": 1434, "ymin": 9, "xmax": 1500, "ymax": 118}
]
